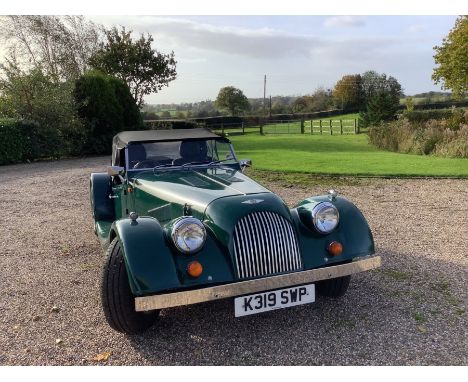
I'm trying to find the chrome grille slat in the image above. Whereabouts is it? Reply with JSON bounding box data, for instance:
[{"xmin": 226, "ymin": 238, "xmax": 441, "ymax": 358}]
[
  {"xmin": 252, "ymin": 213, "xmax": 268, "ymax": 274},
  {"xmin": 257, "ymin": 212, "xmax": 274, "ymax": 273},
  {"xmin": 233, "ymin": 211, "xmax": 302, "ymax": 279},
  {"xmin": 265, "ymin": 211, "xmax": 282, "ymax": 273}
]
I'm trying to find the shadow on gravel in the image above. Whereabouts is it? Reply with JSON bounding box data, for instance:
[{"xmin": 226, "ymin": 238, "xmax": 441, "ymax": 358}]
[{"xmin": 125, "ymin": 251, "xmax": 466, "ymax": 365}]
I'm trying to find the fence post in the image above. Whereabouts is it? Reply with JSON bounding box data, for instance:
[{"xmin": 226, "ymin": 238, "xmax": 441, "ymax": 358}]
[
  {"xmin": 242, "ymin": 121, "xmax": 245, "ymax": 135},
  {"xmin": 221, "ymin": 121, "xmax": 224, "ymax": 135},
  {"xmin": 320, "ymin": 120, "xmax": 323, "ymax": 135},
  {"xmin": 329, "ymin": 120, "xmax": 333, "ymax": 135},
  {"xmin": 354, "ymin": 119, "xmax": 357, "ymax": 134},
  {"xmin": 310, "ymin": 120, "xmax": 313, "ymax": 134},
  {"xmin": 340, "ymin": 119, "xmax": 343, "ymax": 135},
  {"xmin": 260, "ymin": 123, "xmax": 264, "ymax": 135},
  {"xmin": 357, "ymin": 119, "xmax": 360, "ymax": 134}
]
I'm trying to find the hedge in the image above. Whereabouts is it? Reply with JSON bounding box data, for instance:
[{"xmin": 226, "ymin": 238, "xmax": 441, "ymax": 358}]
[
  {"xmin": 0, "ymin": 119, "xmax": 39, "ymax": 165},
  {"xmin": 401, "ymin": 109, "xmax": 458, "ymax": 123}
]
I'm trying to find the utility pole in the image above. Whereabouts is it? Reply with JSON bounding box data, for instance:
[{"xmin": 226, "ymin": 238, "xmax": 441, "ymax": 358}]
[
  {"xmin": 269, "ymin": 95, "xmax": 272, "ymax": 117},
  {"xmin": 263, "ymin": 75, "xmax": 267, "ymax": 119}
]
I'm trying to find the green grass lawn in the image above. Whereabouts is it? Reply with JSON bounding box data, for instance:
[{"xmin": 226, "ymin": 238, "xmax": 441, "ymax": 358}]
[{"xmin": 230, "ymin": 133, "xmax": 468, "ymax": 177}]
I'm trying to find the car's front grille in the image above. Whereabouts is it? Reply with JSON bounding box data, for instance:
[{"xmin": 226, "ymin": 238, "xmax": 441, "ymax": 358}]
[{"xmin": 233, "ymin": 211, "xmax": 302, "ymax": 279}]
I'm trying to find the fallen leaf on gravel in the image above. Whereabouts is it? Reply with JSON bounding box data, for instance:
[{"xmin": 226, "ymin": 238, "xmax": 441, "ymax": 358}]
[
  {"xmin": 51, "ymin": 306, "xmax": 60, "ymax": 313},
  {"xmin": 92, "ymin": 351, "xmax": 112, "ymax": 362},
  {"xmin": 55, "ymin": 338, "xmax": 63, "ymax": 345},
  {"xmin": 190, "ymin": 335, "xmax": 205, "ymax": 343},
  {"xmin": 417, "ymin": 325, "xmax": 427, "ymax": 333}
]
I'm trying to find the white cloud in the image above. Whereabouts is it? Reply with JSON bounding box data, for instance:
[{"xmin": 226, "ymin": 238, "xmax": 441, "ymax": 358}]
[
  {"xmin": 115, "ymin": 16, "xmax": 395, "ymax": 62},
  {"xmin": 323, "ymin": 16, "xmax": 366, "ymax": 28}
]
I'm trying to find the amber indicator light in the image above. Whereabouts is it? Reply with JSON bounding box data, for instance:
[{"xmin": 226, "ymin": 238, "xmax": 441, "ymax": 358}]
[
  {"xmin": 328, "ymin": 241, "xmax": 343, "ymax": 256},
  {"xmin": 187, "ymin": 261, "xmax": 203, "ymax": 278}
]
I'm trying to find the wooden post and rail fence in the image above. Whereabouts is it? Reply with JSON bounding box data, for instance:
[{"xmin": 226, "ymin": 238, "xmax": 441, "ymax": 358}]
[{"xmin": 143, "ymin": 118, "xmax": 360, "ymax": 136}]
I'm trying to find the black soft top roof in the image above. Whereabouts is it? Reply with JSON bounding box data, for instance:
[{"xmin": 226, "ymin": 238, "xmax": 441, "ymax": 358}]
[{"xmin": 113, "ymin": 128, "xmax": 229, "ymax": 149}]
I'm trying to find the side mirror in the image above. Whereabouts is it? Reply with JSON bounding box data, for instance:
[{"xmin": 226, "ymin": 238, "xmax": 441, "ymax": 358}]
[
  {"xmin": 107, "ymin": 166, "xmax": 125, "ymax": 177},
  {"xmin": 239, "ymin": 159, "xmax": 252, "ymax": 172}
]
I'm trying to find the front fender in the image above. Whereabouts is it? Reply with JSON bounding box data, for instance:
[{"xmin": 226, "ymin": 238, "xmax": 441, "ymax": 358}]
[
  {"xmin": 112, "ymin": 216, "xmax": 236, "ymax": 296},
  {"xmin": 291, "ymin": 195, "xmax": 374, "ymax": 269},
  {"xmin": 112, "ymin": 217, "xmax": 181, "ymax": 295}
]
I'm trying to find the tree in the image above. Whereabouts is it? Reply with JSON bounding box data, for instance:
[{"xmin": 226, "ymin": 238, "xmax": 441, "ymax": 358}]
[
  {"xmin": 432, "ymin": 16, "xmax": 468, "ymax": 98},
  {"xmin": 0, "ymin": 59, "xmax": 83, "ymax": 156},
  {"xmin": 361, "ymin": 70, "xmax": 402, "ymax": 106},
  {"xmin": 332, "ymin": 74, "xmax": 363, "ymax": 110},
  {"xmin": 74, "ymin": 71, "xmax": 143, "ymax": 154},
  {"xmin": 89, "ymin": 27, "xmax": 177, "ymax": 107},
  {"xmin": 307, "ymin": 87, "xmax": 334, "ymax": 112},
  {"xmin": 215, "ymin": 86, "xmax": 250, "ymax": 116},
  {"xmin": 0, "ymin": 15, "xmax": 103, "ymax": 82},
  {"xmin": 360, "ymin": 92, "xmax": 400, "ymax": 127},
  {"xmin": 291, "ymin": 97, "xmax": 309, "ymax": 114},
  {"xmin": 359, "ymin": 70, "xmax": 403, "ymax": 126}
]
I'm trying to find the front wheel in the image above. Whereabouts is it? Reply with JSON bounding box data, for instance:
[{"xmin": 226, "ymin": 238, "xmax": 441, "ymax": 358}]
[
  {"xmin": 316, "ymin": 275, "xmax": 351, "ymax": 297},
  {"xmin": 101, "ymin": 238, "xmax": 159, "ymax": 334}
]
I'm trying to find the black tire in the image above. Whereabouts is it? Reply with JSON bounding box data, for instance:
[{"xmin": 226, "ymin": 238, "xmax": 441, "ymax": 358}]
[
  {"xmin": 316, "ymin": 275, "xmax": 351, "ymax": 298},
  {"xmin": 101, "ymin": 238, "xmax": 159, "ymax": 334}
]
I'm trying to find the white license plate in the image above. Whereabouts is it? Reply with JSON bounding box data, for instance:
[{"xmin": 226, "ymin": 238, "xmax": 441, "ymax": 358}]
[{"xmin": 234, "ymin": 284, "xmax": 315, "ymax": 317}]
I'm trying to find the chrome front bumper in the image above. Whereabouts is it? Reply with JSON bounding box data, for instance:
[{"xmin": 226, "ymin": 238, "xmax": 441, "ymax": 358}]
[{"xmin": 135, "ymin": 256, "xmax": 381, "ymax": 312}]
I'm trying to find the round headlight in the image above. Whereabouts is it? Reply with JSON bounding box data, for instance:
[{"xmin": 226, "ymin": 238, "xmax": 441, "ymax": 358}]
[
  {"xmin": 171, "ymin": 217, "xmax": 206, "ymax": 254},
  {"xmin": 312, "ymin": 202, "xmax": 339, "ymax": 233}
]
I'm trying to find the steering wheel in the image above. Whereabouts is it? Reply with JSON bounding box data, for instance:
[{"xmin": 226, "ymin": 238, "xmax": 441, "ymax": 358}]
[{"xmin": 133, "ymin": 159, "xmax": 158, "ymax": 169}]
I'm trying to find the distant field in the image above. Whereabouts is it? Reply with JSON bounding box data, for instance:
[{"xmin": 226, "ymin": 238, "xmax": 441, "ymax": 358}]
[{"xmin": 230, "ymin": 133, "xmax": 468, "ymax": 177}]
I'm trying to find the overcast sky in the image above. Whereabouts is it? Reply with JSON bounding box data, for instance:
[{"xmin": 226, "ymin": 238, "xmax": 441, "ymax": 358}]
[{"xmin": 89, "ymin": 15, "xmax": 458, "ymax": 104}]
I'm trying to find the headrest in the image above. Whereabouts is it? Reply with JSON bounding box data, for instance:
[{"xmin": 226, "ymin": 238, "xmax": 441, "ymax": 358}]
[
  {"xmin": 129, "ymin": 143, "xmax": 147, "ymax": 162},
  {"xmin": 179, "ymin": 141, "xmax": 208, "ymax": 158}
]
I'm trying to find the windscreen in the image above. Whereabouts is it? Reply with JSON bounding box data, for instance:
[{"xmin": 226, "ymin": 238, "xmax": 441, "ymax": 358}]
[{"xmin": 127, "ymin": 139, "xmax": 237, "ymax": 170}]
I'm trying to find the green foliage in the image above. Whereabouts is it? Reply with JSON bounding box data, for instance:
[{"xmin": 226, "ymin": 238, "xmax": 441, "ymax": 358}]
[
  {"xmin": 368, "ymin": 109, "xmax": 468, "ymax": 158},
  {"xmin": 0, "ymin": 119, "xmax": 39, "ymax": 164},
  {"xmin": 432, "ymin": 16, "xmax": 468, "ymax": 97},
  {"xmin": 333, "ymin": 74, "xmax": 363, "ymax": 110},
  {"xmin": 215, "ymin": 86, "xmax": 250, "ymax": 116},
  {"xmin": 89, "ymin": 26, "xmax": 177, "ymax": 107},
  {"xmin": 405, "ymin": 97, "xmax": 415, "ymax": 112},
  {"xmin": 402, "ymin": 108, "xmax": 461, "ymax": 124},
  {"xmin": 74, "ymin": 70, "xmax": 143, "ymax": 154},
  {"xmin": 360, "ymin": 92, "xmax": 400, "ymax": 127},
  {"xmin": 0, "ymin": 62, "xmax": 84, "ymax": 158}
]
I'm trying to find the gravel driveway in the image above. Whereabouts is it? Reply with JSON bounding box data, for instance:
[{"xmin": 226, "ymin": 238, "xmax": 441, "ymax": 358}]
[{"xmin": 0, "ymin": 157, "xmax": 466, "ymax": 365}]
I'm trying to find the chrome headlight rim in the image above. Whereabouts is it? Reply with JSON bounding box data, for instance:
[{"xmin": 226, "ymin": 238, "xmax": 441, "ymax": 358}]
[
  {"xmin": 311, "ymin": 202, "xmax": 340, "ymax": 234},
  {"xmin": 171, "ymin": 217, "xmax": 207, "ymax": 254}
]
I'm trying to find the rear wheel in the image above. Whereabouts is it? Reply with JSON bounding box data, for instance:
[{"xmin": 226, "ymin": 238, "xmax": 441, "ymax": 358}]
[
  {"xmin": 101, "ymin": 238, "xmax": 159, "ymax": 334},
  {"xmin": 316, "ymin": 275, "xmax": 351, "ymax": 297}
]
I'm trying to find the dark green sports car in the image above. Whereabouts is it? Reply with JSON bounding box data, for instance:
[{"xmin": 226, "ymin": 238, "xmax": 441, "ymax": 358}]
[{"xmin": 90, "ymin": 128, "xmax": 380, "ymax": 334}]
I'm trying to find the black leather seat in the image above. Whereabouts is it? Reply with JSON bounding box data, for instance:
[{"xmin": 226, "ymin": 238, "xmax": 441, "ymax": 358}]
[
  {"xmin": 128, "ymin": 143, "xmax": 147, "ymax": 168},
  {"xmin": 173, "ymin": 141, "xmax": 209, "ymax": 166}
]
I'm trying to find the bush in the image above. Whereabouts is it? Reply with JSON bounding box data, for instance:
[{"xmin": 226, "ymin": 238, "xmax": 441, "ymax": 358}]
[
  {"xmin": 143, "ymin": 120, "xmax": 199, "ymax": 130},
  {"xmin": 402, "ymin": 109, "xmax": 455, "ymax": 123},
  {"xmin": 74, "ymin": 70, "xmax": 143, "ymax": 155},
  {"xmin": 0, "ymin": 119, "xmax": 39, "ymax": 165},
  {"xmin": 0, "ymin": 65, "xmax": 85, "ymax": 158},
  {"xmin": 368, "ymin": 109, "xmax": 468, "ymax": 158}
]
